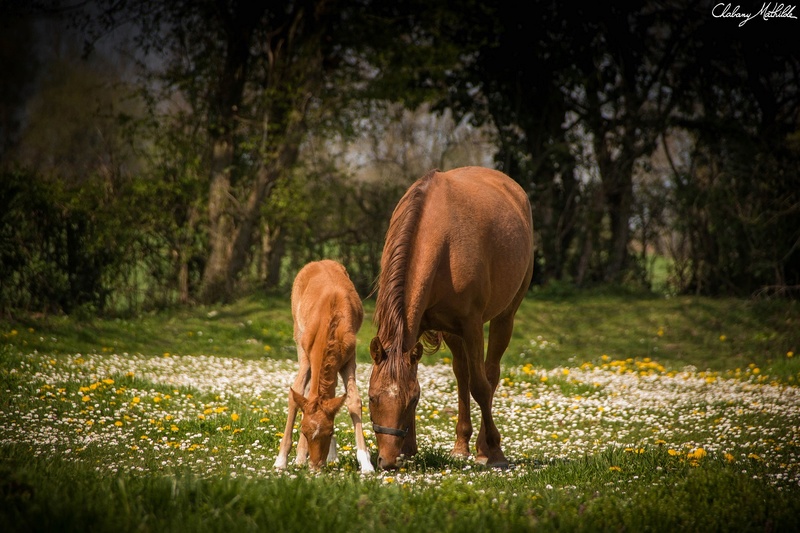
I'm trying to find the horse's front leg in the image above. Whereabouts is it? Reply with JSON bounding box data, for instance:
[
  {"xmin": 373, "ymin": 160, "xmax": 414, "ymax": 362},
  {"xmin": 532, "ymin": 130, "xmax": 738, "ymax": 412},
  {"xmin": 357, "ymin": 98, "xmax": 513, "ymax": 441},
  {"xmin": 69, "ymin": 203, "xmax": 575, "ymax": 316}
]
[
  {"xmin": 400, "ymin": 405, "xmax": 418, "ymax": 458},
  {"xmin": 340, "ymin": 361, "xmax": 374, "ymax": 472},
  {"xmin": 444, "ymin": 333, "xmax": 472, "ymax": 458}
]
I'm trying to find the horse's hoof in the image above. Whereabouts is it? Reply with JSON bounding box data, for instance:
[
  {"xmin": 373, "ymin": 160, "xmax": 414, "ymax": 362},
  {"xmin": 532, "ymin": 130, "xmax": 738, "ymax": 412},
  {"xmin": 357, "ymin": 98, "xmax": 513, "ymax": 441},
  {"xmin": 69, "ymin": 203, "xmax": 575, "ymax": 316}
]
[{"xmin": 451, "ymin": 448, "xmax": 470, "ymax": 460}]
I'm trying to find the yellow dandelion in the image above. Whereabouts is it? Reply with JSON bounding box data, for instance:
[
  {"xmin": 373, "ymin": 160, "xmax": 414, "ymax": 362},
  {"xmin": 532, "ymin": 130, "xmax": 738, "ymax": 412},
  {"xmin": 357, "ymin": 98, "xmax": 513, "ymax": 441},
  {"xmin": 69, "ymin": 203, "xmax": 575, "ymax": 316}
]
[
  {"xmin": 609, "ymin": 466, "xmax": 621, "ymax": 472},
  {"xmin": 114, "ymin": 421, "xmax": 123, "ymax": 427},
  {"xmin": 687, "ymin": 448, "xmax": 707, "ymax": 460},
  {"xmin": 231, "ymin": 413, "xmax": 240, "ymax": 421},
  {"xmin": 102, "ymin": 378, "xmax": 114, "ymax": 385},
  {"xmin": 719, "ymin": 335, "xmax": 727, "ymax": 342},
  {"xmin": 787, "ymin": 351, "xmax": 794, "ymax": 358},
  {"xmin": 667, "ymin": 449, "xmax": 680, "ymax": 456},
  {"xmin": 132, "ymin": 397, "xmax": 141, "ymax": 404},
  {"xmin": 170, "ymin": 425, "xmax": 179, "ymax": 432},
  {"xmin": 724, "ymin": 453, "xmax": 735, "ymax": 463},
  {"xmin": 81, "ymin": 395, "xmax": 91, "ymax": 402},
  {"xmin": 383, "ymin": 477, "xmax": 395, "ymax": 484}
]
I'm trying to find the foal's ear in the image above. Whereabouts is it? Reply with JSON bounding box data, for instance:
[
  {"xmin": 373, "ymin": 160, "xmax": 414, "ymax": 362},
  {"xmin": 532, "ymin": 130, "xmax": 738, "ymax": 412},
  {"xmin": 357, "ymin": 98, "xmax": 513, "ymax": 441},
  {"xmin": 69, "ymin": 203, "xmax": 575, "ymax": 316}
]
[
  {"xmin": 290, "ymin": 387, "xmax": 309, "ymax": 412},
  {"xmin": 369, "ymin": 337, "xmax": 386, "ymax": 363},
  {"xmin": 323, "ymin": 394, "xmax": 347, "ymax": 416}
]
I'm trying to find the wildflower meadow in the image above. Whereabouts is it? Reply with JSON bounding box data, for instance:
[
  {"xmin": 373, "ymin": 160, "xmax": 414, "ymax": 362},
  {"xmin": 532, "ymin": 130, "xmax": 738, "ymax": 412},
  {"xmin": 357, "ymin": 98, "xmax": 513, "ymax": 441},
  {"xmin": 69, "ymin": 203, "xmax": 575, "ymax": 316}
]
[{"xmin": 1, "ymin": 293, "xmax": 799, "ymax": 531}]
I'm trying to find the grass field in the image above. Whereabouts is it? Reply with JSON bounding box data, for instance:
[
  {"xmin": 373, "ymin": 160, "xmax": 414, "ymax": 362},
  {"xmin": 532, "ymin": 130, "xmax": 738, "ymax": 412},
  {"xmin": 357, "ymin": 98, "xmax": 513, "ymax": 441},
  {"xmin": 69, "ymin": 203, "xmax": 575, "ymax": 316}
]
[{"xmin": 1, "ymin": 289, "xmax": 799, "ymax": 531}]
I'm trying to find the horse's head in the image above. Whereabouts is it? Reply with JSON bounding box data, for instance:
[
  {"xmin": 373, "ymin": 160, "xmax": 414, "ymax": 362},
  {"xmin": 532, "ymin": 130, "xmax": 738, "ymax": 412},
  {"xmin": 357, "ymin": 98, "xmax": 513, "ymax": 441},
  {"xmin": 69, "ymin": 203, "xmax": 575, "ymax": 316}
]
[
  {"xmin": 368, "ymin": 336, "xmax": 422, "ymax": 469},
  {"xmin": 291, "ymin": 389, "xmax": 346, "ymax": 470}
]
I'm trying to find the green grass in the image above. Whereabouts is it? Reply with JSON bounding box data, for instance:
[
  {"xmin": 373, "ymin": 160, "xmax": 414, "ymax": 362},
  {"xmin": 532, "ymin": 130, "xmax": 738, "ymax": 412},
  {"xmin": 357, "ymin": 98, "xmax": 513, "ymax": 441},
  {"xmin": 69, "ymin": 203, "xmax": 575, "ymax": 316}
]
[{"xmin": 1, "ymin": 289, "xmax": 799, "ymax": 532}]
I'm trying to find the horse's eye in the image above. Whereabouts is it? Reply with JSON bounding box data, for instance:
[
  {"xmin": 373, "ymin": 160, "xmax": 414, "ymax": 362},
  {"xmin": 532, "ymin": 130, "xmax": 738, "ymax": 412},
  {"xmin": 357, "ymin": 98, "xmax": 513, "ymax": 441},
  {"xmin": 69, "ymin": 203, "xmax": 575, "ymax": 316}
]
[{"xmin": 369, "ymin": 396, "xmax": 377, "ymax": 406}]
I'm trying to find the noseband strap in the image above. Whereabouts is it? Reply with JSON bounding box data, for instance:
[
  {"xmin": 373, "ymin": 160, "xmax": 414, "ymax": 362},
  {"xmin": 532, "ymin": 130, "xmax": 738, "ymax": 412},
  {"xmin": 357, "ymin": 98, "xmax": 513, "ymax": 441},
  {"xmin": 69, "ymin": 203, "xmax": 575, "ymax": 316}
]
[{"xmin": 372, "ymin": 423, "xmax": 409, "ymax": 438}]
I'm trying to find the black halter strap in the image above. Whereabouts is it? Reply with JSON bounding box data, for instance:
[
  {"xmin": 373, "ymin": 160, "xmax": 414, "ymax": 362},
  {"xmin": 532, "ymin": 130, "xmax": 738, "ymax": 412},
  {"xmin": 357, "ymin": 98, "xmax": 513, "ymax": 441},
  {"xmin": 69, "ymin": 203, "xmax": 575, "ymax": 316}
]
[{"xmin": 372, "ymin": 423, "xmax": 409, "ymax": 438}]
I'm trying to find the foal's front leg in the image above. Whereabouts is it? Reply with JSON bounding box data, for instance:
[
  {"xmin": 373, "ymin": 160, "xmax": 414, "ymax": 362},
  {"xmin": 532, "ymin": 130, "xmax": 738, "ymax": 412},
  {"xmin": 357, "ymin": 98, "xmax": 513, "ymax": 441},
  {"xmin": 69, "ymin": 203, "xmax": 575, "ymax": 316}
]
[
  {"xmin": 274, "ymin": 357, "xmax": 310, "ymax": 469},
  {"xmin": 341, "ymin": 361, "xmax": 374, "ymax": 472}
]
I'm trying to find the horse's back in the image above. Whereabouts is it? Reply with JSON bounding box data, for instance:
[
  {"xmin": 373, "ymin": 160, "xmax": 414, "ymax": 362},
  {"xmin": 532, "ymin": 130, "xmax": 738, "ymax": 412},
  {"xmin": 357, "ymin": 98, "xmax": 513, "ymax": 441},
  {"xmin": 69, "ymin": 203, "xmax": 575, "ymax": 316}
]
[{"xmin": 415, "ymin": 167, "xmax": 533, "ymax": 321}]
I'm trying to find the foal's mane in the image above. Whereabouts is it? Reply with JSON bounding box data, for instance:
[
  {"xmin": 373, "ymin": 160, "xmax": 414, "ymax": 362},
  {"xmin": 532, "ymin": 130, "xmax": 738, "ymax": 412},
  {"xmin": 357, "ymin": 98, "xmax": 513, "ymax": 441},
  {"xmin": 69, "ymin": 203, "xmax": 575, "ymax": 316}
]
[
  {"xmin": 373, "ymin": 170, "xmax": 437, "ymax": 377},
  {"xmin": 318, "ymin": 301, "xmax": 342, "ymax": 397}
]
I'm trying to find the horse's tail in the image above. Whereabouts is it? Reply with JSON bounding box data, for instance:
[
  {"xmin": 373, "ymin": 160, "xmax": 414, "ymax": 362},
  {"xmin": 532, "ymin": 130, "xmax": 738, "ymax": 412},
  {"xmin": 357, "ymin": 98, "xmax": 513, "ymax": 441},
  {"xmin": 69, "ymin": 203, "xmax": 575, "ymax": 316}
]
[{"xmin": 421, "ymin": 330, "xmax": 443, "ymax": 355}]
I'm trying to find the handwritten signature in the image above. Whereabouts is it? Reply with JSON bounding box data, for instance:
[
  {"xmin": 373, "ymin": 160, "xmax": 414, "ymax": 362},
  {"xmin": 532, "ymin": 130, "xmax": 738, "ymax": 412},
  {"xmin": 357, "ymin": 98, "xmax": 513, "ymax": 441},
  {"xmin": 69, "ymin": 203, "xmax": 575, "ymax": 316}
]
[{"xmin": 712, "ymin": 3, "xmax": 798, "ymax": 26}]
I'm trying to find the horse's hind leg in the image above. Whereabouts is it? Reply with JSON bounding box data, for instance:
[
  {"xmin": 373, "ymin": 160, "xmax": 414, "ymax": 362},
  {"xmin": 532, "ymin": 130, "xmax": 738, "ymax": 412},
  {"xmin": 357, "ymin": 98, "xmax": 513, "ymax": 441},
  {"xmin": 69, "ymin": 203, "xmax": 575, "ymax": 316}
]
[
  {"xmin": 462, "ymin": 323, "xmax": 507, "ymax": 468},
  {"xmin": 476, "ymin": 311, "xmax": 516, "ymax": 465},
  {"xmin": 443, "ymin": 332, "xmax": 472, "ymax": 458}
]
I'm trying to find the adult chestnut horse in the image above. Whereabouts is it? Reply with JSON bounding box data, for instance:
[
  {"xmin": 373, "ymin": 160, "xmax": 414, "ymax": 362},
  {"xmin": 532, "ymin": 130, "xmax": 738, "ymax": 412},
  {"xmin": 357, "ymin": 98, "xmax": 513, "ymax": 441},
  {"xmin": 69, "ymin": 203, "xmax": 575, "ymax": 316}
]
[
  {"xmin": 274, "ymin": 260, "xmax": 374, "ymax": 472},
  {"xmin": 368, "ymin": 166, "xmax": 533, "ymax": 470}
]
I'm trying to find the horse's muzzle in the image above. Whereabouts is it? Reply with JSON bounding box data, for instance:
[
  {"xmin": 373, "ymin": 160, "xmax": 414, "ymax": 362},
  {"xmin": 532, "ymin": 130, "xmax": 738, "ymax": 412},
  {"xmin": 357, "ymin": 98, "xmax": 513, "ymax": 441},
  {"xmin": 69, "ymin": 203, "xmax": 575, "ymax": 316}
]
[{"xmin": 372, "ymin": 423, "xmax": 409, "ymax": 439}]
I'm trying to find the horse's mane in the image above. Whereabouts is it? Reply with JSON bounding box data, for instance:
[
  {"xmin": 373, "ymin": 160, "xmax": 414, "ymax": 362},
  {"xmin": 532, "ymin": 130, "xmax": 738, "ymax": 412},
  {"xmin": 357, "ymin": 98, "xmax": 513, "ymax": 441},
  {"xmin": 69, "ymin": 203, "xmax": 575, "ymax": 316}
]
[{"xmin": 373, "ymin": 170, "xmax": 438, "ymax": 377}]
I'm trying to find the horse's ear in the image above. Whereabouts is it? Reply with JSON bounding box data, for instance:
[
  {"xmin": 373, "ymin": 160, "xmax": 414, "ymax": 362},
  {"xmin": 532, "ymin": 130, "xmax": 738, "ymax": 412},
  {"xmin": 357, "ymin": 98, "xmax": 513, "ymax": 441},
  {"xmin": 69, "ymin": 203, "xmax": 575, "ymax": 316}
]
[
  {"xmin": 369, "ymin": 337, "xmax": 386, "ymax": 364},
  {"xmin": 410, "ymin": 342, "xmax": 424, "ymax": 364},
  {"xmin": 290, "ymin": 388, "xmax": 308, "ymax": 412},
  {"xmin": 323, "ymin": 394, "xmax": 347, "ymax": 416}
]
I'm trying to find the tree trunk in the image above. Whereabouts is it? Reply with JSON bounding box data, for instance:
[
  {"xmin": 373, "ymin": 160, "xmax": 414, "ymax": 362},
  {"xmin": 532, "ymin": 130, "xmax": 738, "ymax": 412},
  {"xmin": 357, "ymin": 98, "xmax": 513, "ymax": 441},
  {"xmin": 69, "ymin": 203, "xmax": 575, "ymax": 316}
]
[
  {"xmin": 260, "ymin": 223, "xmax": 286, "ymax": 289},
  {"xmin": 200, "ymin": 139, "xmax": 236, "ymax": 302}
]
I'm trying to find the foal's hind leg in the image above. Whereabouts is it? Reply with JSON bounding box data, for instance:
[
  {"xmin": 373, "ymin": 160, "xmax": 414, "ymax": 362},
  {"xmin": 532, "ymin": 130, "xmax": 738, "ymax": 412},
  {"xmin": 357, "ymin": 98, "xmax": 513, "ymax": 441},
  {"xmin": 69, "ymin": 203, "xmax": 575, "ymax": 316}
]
[
  {"xmin": 443, "ymin": 333, "xmax": 472, "ymax": 458},
  {"xmin": 340, "ymin": 359, "xmax": 374, "ymax": 472}
]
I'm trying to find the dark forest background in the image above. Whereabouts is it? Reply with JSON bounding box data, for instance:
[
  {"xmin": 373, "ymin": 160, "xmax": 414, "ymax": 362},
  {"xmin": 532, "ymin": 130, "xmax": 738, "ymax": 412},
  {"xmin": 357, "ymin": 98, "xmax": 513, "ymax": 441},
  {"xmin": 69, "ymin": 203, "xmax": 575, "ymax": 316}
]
[{"xmin": 1, "ymin": 0, "xmax": 799, "ymax": 316}]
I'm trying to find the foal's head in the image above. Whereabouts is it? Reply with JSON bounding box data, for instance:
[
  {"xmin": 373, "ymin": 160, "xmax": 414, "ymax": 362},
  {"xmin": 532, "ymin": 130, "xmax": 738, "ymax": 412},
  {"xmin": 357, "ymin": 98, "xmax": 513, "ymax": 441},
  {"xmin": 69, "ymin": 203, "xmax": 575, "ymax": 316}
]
[
  {"xmin": 368, "ymin": 337, "xmax": 422, "ymax": 469},
  {"xmin": 291, "ymin": 389, "xmax": 346, "ymax": 470}
]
